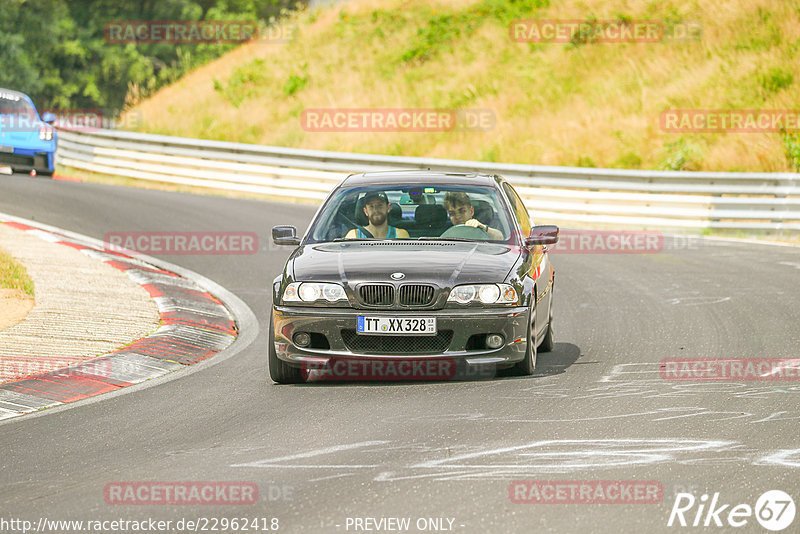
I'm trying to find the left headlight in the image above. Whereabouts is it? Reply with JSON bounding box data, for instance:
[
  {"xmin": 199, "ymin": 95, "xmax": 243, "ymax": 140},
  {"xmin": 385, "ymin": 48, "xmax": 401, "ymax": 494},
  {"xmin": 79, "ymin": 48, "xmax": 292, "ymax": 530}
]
[
  {"xmin": 39, "ymin": 126, "xmax": 54, "ymax": 141},
  {"xmin": 282, "ymin": 282, "xmax": 347, "ymax": 303},
  {"xmin": 448, "ymin": 284, "xmax": 518, "ymax": 305}
]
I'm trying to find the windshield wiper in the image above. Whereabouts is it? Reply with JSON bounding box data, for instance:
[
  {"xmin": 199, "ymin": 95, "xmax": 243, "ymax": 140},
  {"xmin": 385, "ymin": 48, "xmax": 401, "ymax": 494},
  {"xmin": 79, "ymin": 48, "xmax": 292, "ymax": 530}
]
[
  {"xmin": 332, "ymin": 238, "xmax": 391, "ymax": 242},
  {"xmin": 417, "ymin": 237, "xmax": 478, "ymax": 242}
]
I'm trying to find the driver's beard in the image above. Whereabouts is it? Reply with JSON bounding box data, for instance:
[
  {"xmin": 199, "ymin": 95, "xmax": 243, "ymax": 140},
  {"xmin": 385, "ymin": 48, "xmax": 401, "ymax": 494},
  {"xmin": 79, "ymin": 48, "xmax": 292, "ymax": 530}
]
[{"xmin": 368, "ymin": 212, "xmax": 387, "ymax": 226}]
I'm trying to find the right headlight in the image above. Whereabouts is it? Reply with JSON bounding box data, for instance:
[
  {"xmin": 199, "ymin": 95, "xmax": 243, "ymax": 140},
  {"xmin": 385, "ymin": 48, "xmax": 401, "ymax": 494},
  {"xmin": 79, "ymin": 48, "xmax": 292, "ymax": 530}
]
[
  {"xmin": 448, "ymin": 284, "xmax": 518, "ymax": 305},
  {"xmin": 282, "ymin": 282, "xmax": 347, "ymax": 303},
  {"xmin": 39, "ymin": 126, "xmax": 54, "ymax": 141}
]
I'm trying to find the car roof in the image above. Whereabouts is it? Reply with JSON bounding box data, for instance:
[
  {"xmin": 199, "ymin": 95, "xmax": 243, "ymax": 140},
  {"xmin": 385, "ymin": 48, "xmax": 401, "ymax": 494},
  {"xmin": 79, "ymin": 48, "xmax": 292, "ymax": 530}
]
[
  {"xmin": 0, "ymin": 88, "xmax": 33, "ymax": 103},
  {"xmin": 341, "ymin": 170, "xmax": 499, "ymax": 187}
]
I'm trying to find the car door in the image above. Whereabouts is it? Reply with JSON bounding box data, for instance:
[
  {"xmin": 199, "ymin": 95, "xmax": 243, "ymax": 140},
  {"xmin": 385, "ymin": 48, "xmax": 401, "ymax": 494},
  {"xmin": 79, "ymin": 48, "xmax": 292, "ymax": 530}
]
[{"xmin": 501, "ymin": 181, "xmax": 552, "ymax": 340}]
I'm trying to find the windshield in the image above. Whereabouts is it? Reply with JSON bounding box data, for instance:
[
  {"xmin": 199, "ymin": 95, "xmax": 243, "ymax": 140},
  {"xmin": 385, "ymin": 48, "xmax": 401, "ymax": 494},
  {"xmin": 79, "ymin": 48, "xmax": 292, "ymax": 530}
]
[
  {"xmin": 0, "ymin": 92, "xmax": 36, "ymax": 117},
  {"xmin": 306, "ymin": 183, "xmax": 518, "ymax": 244}
]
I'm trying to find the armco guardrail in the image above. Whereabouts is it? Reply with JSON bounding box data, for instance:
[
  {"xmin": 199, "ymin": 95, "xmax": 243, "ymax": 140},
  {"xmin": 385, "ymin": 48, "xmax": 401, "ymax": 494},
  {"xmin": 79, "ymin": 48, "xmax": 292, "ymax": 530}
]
[{"xmin": 56, "ymin": 128, "xmax": 800, "ymax": 232}]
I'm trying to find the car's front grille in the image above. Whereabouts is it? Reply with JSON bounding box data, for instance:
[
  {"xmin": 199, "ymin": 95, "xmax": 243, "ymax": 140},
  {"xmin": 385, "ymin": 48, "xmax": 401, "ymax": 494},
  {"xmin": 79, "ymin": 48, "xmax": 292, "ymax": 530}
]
[
  {"xmin": 341, "ymin": 329, "xmax": 453, "ymax": 354},
  {"xmin": 399, "ymin": 284, "xmax": 435, "ymax": 306},
  {"xmin": 0, "ymin": 153, "xmax": 34, "ymax": 167},
  {"xmin": 359, "ymin": 284, "xmax": 394, "ymax": 306}
]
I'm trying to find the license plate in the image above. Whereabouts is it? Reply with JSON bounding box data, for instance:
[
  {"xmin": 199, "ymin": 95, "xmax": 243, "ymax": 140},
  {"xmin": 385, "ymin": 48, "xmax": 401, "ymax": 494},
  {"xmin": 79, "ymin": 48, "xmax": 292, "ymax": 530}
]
[{"xmin": 357, "ymin": 316, "xmax": 436, "ymax": 335}]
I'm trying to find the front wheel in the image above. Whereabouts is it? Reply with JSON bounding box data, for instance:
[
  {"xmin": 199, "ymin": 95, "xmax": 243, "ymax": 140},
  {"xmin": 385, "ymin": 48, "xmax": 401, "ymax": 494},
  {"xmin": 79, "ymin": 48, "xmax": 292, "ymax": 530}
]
[
  {"xmin": 538, "ymin": 318, "xmax": 554, "ymax": 353},
  {"xmin": 513, "ymin": 307, "xmax": 537, "ymax": 375},
  {"xmin": 268, "ymin": 315, "xmax": 306, "ymax": 384},
  {"xmin": 538, "ymin": 287, "xmax": 555, "ymax": 353}
]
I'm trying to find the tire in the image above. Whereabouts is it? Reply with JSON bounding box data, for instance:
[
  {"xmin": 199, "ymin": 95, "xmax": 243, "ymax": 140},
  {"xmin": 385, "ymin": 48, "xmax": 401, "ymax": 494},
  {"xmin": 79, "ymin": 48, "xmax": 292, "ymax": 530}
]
[
  {"xmin": 538, "ymin": 317, "xmax": 554, "ymax": 353},
  {"xmin": 268, "ymin": 315, "xmax": 306, "ymax": 384},
  {"xmin": 538, "ymin": 287, "xmax": 555, "ymax": 353},
  {"xmin": 513, "ymin": 307, "xmax": 537, "ymax": 375}
]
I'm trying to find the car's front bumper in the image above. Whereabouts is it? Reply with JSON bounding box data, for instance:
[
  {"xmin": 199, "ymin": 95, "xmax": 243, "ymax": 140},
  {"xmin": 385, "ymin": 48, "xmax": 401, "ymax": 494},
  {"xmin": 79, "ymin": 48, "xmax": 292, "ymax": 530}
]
[
  {"xmin": 272, "ymin": 305, "xmax": 530, "ymax": 377},
  {"xmin": 0, "ymin": 140, "xmax": 57, "ymax": 173}
]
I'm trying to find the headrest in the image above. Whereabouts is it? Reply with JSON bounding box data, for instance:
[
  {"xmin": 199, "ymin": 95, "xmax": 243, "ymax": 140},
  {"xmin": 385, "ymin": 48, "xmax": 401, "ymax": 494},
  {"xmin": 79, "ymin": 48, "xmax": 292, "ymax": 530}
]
[
  {"xmin": 355, "ymin": 197, "xmax": 369, "ymax": 226},
  {"xmin": 472, "ymin": 200, "xmax": 494, "ymax": 225},
  {"xmin": 415, "ymin": 204, "xmax": 447, "ymax": 226},
  {"xmin": 388, "ymin": 203, "xmax": 403, "ymax": 224}
]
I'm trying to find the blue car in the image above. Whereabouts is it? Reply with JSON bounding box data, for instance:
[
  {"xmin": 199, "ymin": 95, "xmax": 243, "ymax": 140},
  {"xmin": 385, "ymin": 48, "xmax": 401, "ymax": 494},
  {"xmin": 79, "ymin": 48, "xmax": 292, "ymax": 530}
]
[{"xmin": 0, "ymin": 88, "xmax": 57, "ymax": 176}]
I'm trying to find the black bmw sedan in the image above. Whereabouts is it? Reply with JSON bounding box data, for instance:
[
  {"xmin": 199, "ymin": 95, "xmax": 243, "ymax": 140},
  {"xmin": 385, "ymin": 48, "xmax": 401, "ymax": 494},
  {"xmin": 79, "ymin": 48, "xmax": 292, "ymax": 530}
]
[{"xmin": 269, "ymin": 171, "xmax": 558, "ymax": 383}]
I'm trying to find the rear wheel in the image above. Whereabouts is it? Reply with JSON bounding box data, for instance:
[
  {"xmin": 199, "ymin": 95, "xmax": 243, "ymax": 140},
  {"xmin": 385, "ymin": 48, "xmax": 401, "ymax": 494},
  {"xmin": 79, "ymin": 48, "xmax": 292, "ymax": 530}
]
[
  {"xmin": 268, "ymin": 315, "xmax": 306, "ymax": 384},
  {"xmin": 513, "ymin": 307, "xmax": 537, "ymax": 375}
]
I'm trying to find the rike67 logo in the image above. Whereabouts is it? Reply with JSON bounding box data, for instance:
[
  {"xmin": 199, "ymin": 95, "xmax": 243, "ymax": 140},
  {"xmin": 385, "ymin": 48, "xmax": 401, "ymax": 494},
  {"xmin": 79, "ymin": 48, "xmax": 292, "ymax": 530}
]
[{"xmin": 668, "ymin": 490, "xmax": 795, "ymax": 531}]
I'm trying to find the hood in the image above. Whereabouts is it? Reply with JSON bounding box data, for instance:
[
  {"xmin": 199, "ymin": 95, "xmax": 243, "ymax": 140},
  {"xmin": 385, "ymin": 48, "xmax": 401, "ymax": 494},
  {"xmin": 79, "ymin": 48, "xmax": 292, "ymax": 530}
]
[
  {"xmin": 0, "ymin": 114, "xmax": 49, "ymax": 146},
  {"xmin": 290, "ymin": 241, "xmax": 520, "ymax": 286}
]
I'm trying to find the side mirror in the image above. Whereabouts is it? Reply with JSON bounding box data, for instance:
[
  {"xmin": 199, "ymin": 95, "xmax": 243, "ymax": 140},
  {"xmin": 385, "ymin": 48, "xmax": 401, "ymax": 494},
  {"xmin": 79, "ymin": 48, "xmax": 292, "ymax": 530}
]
[
  {"xmin": 526, "ymin": 225, "xmax": 559, "ymax": 246},
  {"xmin": 272, "ymin": 225, "xmax": 301, "ymax": 246},
  {"xmin": 41, "ymin": 112, "xmax": 57, "ymax": 125}
]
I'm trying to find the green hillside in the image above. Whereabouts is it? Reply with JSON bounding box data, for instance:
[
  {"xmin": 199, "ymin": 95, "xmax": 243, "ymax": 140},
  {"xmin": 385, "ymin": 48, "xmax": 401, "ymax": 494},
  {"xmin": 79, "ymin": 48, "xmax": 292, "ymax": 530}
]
[{"xmin": 127, "ymin": 0, "xmax": 800, "ymax": 172}]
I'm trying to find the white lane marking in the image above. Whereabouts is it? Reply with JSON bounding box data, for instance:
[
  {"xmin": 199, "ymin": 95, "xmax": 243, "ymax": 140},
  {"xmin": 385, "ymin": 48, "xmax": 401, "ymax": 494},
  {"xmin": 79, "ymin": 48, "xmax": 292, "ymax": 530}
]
[
  {"xmin": 253, "ymin": 464, "xmax": 379, "ymax": 469},
  {"xmin": 383, "ymin": 413, "xmax": 485, "ymax": 423},
  {"xmin": 503, "ymin": 407, "xmax": 747, "ymax": 424},
  {"xmin": 677, "ymin": 457, "xmax": 754, "ymax": 465},
  {"xmin": 307, "ymin": 473, "xmax": 356, "ymax": 482},
  {"xmin": 231, "ymin": 440, "xmax": 390, "ymax": 468},
  {"xmin": 516, "ymin": 381, "xmax": 793, "ymax": 400},
  {"xmin": 411, "ymin": 439, "xmax": 734, "ymax": 471},
  {"xmin": 778, "ymin": 261, "xmax": 800, "ymax": 269},
  {"xmin": 374, "ymin": 470, "xmax": 507, "ymax": 482},
  {"xmin": 665, "ymin": 296, "xmax": 731, "ymax": 305},
  {"xmin": 761, "ymin": 361, "xmax": 800, "ymax": 377},
  {"xmin": 751, "ymin": 411, "xmax": 793, "ymax": 423},
  {"xmin": 231, "ymin": 437, "xmax": 800, "ymax": 482},
  {"xmin": 368, "ymin": 440, "xmax": 741, "ymax": 481},
  {"xmin": 756, "ymin": 449, "xmax": 800, "ymax": 468},
  {"xmin": 599, "ymin": 362, "xmax": 663, "ymax": 383},
  {"xmin": 651, "ymin": 410, "xmax": 755, "ymax": 422}
]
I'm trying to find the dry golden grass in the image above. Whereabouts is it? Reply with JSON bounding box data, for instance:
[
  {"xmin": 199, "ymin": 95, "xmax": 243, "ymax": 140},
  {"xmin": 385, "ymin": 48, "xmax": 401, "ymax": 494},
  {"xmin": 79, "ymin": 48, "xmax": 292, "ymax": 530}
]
[{"xmin": 126, "ymin": 0, "xmax": 800, "ymax": 171}]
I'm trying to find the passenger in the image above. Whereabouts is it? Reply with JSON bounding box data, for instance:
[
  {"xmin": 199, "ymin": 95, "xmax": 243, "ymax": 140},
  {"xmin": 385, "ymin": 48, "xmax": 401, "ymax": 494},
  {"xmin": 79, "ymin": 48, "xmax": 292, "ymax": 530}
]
[
  {"xmin": 443, "ymin": 191, "xmax": 503, "ymax": 240},
  {"xmin": 345, "ymin": 191, "xmax": 410, "ymax": 239}
]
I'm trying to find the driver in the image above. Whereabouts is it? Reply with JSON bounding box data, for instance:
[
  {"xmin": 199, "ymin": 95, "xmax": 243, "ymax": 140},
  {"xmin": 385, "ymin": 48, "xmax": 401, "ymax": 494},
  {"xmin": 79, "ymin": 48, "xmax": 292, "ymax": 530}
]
[
  {"xmin": 345, "ymin": 191, "xmax": 410, "ymax": 240},
  {"xmin": 443, "ymin": 192, "xmax": 503, "ymax": 240}
]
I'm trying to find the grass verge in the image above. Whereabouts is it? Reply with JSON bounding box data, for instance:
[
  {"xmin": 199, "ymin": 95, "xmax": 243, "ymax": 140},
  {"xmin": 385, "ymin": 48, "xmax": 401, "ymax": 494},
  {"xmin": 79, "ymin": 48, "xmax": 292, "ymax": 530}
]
[
  {"xmin": 128, "ymin": 0, "xmax": 800, "ymax": 172},
  {"xmin": 0, "ymin": 248, "xmax": 34, "ymax": 296}
]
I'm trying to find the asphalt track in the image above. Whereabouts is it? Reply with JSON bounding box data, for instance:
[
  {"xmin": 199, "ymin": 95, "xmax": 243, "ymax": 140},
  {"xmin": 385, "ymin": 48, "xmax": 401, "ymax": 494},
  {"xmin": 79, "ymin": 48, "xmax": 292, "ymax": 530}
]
[{"xmin": 1, "ymin": 173, "xmax": 799, "ymax": 533}]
